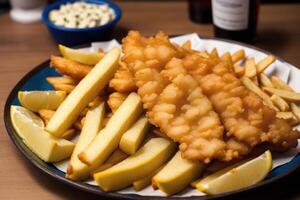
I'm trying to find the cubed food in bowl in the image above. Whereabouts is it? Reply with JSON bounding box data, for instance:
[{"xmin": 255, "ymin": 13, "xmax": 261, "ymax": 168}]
[{"xmin": 49, "ymin": 1, "xmax": 116, "ymax": 29}]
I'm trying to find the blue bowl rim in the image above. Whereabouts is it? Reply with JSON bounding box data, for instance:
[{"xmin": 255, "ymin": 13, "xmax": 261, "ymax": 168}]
[{"xmin": 42, "ymin": 0, "xmax": 122, "ymax": 32}]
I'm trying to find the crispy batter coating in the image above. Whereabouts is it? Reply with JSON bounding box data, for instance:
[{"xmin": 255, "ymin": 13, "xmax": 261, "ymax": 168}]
[
  {"xmin": 107, "ymin": 92, "xmax": 128, "ymax": 113},
  {"xmin": 109, "ymin": 60, "xmax": 137, "ymax": 93},
  {"xmin": 122, "ymin": 31, "xmax": 242, "ymax": 163},
  {"xmin": 50, "ymin": 55, "xmax": 92, "ymax": 80},
  {"xmin": 182, "ymin": 52, "xmax": 300, "ymax": 151}
]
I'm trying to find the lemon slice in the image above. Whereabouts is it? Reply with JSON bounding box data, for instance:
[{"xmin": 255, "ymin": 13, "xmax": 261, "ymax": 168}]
[
  {"xmin": 59, "ymin": 44, "xmax": 104, "ymax": 65},
  {"xmin": 18, "ymin": 90, "xmax": 66, "ymax": 112},
  {"xmin": 11, "ymin": 106, "xmax": 44, "ymax": 136},
  {"xmin": 10, "ymin": 105, "xmax": 74, "ymax": 162},
  {"xmin": 195, "ymin": 150, "xmax": 272, "ymax": 195}
]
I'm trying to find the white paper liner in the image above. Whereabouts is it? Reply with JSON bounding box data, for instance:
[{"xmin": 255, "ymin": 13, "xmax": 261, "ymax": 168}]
[{"xmin": 54, "ymin": 34, "xmax": 300, "ymax": 197}]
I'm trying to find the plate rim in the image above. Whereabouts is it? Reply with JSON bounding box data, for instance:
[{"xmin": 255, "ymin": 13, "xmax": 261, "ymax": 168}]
[{"xmin": 3, "ymin": 36, "xmax": 300, "ymax": 200}]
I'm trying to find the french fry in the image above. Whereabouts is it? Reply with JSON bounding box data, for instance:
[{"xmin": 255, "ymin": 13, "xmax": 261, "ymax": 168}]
[
  {"xmin": 133, "ymin": 165, "xmax": 164, "ymax": 191},
  {"xmin": 46, "ymin": 76, "xmax": 77, "ymax": 85},
  {"xmin": 259, "ymin": 73, "xmax": 273, "ymax": 88},
  {"xmin": 66, "ymin": 102, "xmax": 105, "ymax": 181},
  {"xmin": 91, "ymin": 149, "xmax": 128, "ymax": 175},
  {"xmin": 182, "ymin": 40, "xmax": 191, "ymax": 50},
  {"xmin": 38, "ymin": 109, "xmax": 55, "ymax": 125},
  {"xmin": 198, "ymin": 51, "xmax": 210, "ymax": 59},
  {"xmin": 221, "ymin": 52, "xmax": 234, "ymax": 72},
  {"xmin": 291, "ymin": 103, "xmax": 300, "ymax": 121},
  {"xmin": 244, "ymin": 58, "xmax": 257, "ymax": 78},
  {"xmin": 52, "ymin": 83, "xmax": 75, "ymax": 93},
  {"xmin": 270, "ymin": 95, "xmax": 290, "ymax": 111},
  {"xmin": 252, "ymin": 76, "xmax": 259, "ymax": 86},
  {"xmin": 276, "ymin": 112, "xmax": 295, "ymax": 120},
  {"xmin": 241, "ymin": 77, "xmax": 278, "ymax": 111},
  {"xmin": 232, "ymin": 49, "xmax": 245, "ymax": 63},
  {"xmin": 210, "ymin": 48, "xmax": 219, "ymax": 60},
  {"xmin": 50, "ymin": 55, "xmax": 92, "ymax": 80},
  {"xmin": 271, "ymin": 76, "xmax": 294, "ymax": 91},
  {"xmin": 93, "ymin": 138, "xmax": 176, "ymax": 192},
  {"xmin": 46, "ymin": 48, "xmax": 120, "ymax": 137},
  {"xmin": 256, "ymin": 55, "xmax": 275, "ymax": 73},
  {"xmin": 263, "ymin": 87, "xmax": 300, "ymax": 102},
  {"xmin": 233, "ymin": 65, "xmax": 245, "ymax": 77}
]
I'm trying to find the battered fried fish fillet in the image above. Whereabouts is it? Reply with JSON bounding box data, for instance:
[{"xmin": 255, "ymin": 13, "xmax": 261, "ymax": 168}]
[
  {"xmin": 50, "ymin": 55, "xmax": 92, "ymax": 80},
  {"xmin": 182, "ymin": 51, "xmax": 300, "ymax": 151},
  {"xmin": 109, "ymin": 60, "xmax": 137, "ymax": 93},
  {"xmin": 122, "ymin": 31, "xmax": 242, "ymax": 163}
]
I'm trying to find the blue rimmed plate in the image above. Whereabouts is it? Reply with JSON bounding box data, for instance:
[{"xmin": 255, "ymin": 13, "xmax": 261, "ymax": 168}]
[{"xmin": 4, "ymin": 37, "xmax": 300, "ymax": 200}]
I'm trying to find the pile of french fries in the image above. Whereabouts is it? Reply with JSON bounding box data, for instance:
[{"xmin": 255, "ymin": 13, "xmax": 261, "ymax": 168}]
[
  {"xmin": 16, "ymin": 42, "xmax": 300, "ymax": 196},
  {"xmin": 231, "ymin": 51, "xmax": 300, "ymax": 126}
]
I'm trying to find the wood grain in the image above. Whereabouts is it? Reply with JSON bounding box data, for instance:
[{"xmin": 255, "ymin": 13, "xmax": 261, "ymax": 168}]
[{"xmin": 1, "ymin": 2, "xmax": 300, "ymax": 200}]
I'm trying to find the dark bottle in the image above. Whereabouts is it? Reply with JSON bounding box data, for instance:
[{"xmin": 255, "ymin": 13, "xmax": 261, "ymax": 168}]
[
  {"xmin": 212, "ymin": 0, "xmax": 260, "ymax": 43},
  {"xmin": 188, "ymin": 0, "xmax": 212, "ymax": 24}
]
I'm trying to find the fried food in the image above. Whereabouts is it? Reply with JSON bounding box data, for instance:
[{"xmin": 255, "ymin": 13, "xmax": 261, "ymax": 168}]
[
  {"xmin": 52, "ymin": 83, "xmax": 75, "ymax": 93},
  {"xmin": 123, "ymin": 31, "xmax": 300, "ymax": 163},
  {"xmin": 46, "ymin": 76, "xmax": 78, "ymax": 85},
  {"xmin": 109, "ymin": 60, "xmax": 137, "ymax": 93},
  {"xmin": 107, "ymin": 92, "xmax": 128, "ymax": 113},
  {"xmin": 38, "ymin": 109, "xmax": 55, "ymax": 125},
  {"xmin": 122, "ymin": 31, "xmax": 243, "ymax": 163},
  {"xmin": 182, "ymin": 50, "xmax": 300, "ymax": 151},
  {"xmin": 50, "ymin": 55, "xmax": 92, "ymax": 80},
  {"xmin": 256, "ymin": 55, "xmax": 275, "ymax": 73}
]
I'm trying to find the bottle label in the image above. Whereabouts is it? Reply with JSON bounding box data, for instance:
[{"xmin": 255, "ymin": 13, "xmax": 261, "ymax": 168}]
[{"xmin": 212, "ymin": 0, "xmax": 249, "ymax": 31}]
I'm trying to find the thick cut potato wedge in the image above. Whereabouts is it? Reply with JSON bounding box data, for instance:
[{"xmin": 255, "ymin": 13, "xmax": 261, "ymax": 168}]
[
  {"xmin": 263, "ymin": 87, "xmax": 300, "ymax": 102},
  {"xmin": 133, "ymin": 165, "xmax": 164, "ymax": 191},
  {"xmin": 241, "ymin": 77, "xmax": 278, "ymax": 111},
  {"xmin": 59, "ymin": 44, "xmax": 104, "ymax": 65},
  {"xmin": 10, "ymin": 106, "xmax": 74, "ymax": 162},
  {"xmin": 119, "ymin": 116, "xmax": 150, "ymax": 155},
  {"xmin": 153, "ymin": 151, "xmax": 205, "ymax": 195},
  {"xmin": 66, "ymin": 102, "xmax": 105, "ymax": 181},
  {"xmin": 78, "ymin": 93, "xmax": 143, "ymax": 169},
  {"xmin": 271, "ymin": 76, "xmax": 294, "ymax": 91},
  {"xmin": 91, "ymin": 148, "xmax": 128, "ymax": 175},
  {"xmin": 93, "ymin": 138, "xmax": 176, "ymax": 192},
  {"xmin": 195, "ymin": 150, "xmax": 272, "ymax": 195},
  {"xmin": 46, "ymin": 48, "xmax": 120, "ymax": 137}
]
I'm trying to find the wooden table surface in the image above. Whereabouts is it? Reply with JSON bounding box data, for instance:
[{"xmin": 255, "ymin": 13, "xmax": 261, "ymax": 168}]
[{"xmin": 1, "ymin": 2, "xmax": 300, "ymax": 200}]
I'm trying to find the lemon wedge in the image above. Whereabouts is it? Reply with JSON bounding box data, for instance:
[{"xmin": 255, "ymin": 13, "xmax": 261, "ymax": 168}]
[
  {"xmin": 59, "ymin": 44, "xmax": 104, "ymax": 65},
  {"xmin": 10, "ymin": 105, "xmax": 74, "ymax": 162},
  {"xmin": 195, "ymin": 150, "xmax": 272, "ymax": 195},
  {"xmin": 11, "ymin": 106, "xmax": 44, "ymax": 134},
  {"xmin": 18, "ymin": 90, "xmax": 66, "ymax": 112}
]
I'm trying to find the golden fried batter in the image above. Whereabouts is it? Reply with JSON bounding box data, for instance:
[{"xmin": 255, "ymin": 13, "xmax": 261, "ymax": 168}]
[
  {"xmin": 50, "ymin": 55, "xmax": 92, "ymax": 80},
  {"xmin": 107, "ymin": 92, "xmax": 128, "ymax": 113},
  {"xmin": 109, "ymin": 60, "xmax": 137, "ymax": 93},
  {"xmin": 182, "ymin": 52, "xmax": 300, "ymax": 151},
  {"xmin": 122, "ymin": 31, "xmax": 241, "ymax": 163}
]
